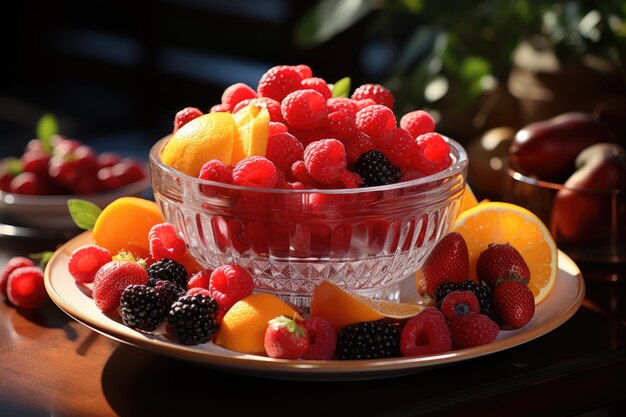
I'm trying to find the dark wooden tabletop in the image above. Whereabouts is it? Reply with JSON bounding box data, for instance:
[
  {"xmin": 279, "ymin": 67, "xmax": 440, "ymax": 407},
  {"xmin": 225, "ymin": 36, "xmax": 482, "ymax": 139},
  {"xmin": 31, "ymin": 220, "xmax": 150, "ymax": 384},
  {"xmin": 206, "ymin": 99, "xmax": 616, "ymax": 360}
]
[{"xmin": 1, "ymin": 234, "xmax": 625, "ymax": 417}]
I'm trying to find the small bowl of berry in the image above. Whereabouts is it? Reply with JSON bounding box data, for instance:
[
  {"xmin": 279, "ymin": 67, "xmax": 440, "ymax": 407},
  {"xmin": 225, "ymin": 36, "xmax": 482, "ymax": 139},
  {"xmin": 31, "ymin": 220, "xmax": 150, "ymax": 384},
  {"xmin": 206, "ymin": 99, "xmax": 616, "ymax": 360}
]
[
  {"xmin": 149, "ymin": 65, "xmax": 469, "ymax": 310},
  {"xmin": 0, "ymin": 128, "xmax": 150, "ymax": 236}
]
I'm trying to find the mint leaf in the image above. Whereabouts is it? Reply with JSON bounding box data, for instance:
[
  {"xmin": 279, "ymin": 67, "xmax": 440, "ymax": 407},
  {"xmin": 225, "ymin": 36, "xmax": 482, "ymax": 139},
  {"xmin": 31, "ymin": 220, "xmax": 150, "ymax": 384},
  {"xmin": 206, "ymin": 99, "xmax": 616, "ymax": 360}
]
[
  {"xmin": 30, "ymin": 251, "xmax": 54, "ymax": 271},
  {"xmin": 36, "ymin": 114, "xmax": 59, "ymax": 154},
  {"xmin": 68, "ymin": 199, "xmax": 102, "ymax": 230},
  {"xmin": 331, "ymin": 77, "xmax": 351, "ymax": 98}
]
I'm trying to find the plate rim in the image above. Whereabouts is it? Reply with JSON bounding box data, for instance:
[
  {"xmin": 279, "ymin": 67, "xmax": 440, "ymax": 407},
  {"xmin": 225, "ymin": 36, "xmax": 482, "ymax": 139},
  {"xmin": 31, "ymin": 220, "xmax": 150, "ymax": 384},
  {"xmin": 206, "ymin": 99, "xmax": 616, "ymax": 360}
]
[{"xmin": 44, "ymin": 231, "xmax": 586, "ymax": 377}]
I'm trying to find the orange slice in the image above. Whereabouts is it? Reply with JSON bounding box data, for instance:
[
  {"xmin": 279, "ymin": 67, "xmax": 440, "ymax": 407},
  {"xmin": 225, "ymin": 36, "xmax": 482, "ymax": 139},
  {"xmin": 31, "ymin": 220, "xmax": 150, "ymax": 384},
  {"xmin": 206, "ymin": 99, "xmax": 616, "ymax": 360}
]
[
  {"xmin": 232, "ymin": 103, "xmax": 270, "ymax": 164},
  {"xmin": 459, "ymin": 184, "xmax": 478, "ymax": 213},
  {"xmin": 452, "ymin": 202, "xmax": 558, "ymax": 304},
  {"xmin": 215, "ymin": 293, "xmax": 298, "ymax": 355},
  {"xmin": 310, "ymin": 281, "xmax": 424, "ymax": 331}
]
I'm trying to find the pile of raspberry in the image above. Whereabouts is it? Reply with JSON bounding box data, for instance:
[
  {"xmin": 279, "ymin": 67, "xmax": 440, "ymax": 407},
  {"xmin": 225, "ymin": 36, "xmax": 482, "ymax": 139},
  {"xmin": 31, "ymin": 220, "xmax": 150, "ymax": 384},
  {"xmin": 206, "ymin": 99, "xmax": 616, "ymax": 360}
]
[{"xmin": 174, "ymin": 64, "xmax": 452, "ymax": 189}]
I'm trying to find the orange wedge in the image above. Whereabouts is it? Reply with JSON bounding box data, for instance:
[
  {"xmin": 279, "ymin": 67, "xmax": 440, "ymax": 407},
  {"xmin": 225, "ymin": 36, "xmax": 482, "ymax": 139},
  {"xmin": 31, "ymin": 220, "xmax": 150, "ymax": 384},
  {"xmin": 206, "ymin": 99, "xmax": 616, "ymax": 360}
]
[
  {"xmin": 459, "ymin": 184, "xmax": 478, "ymax": 213},
  {"xmin": 310, "ymin": 281, "xmax": 424, "ymax": 330},
  {"xmin": 452, "ymin": 202, "xmax": 558, "ymax": 304}
]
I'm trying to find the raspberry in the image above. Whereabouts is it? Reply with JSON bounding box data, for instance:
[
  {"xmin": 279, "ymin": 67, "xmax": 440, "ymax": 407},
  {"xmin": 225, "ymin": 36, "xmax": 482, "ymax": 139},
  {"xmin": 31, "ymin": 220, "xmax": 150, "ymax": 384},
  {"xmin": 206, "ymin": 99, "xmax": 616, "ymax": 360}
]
[
  {"xmin": 290, "ymin": 126, "xmax": 331, "ymax": 148},
  {"xmin": 301, "ymin": 77, "xmax": 332, "ymax": 99},
  {"xmin": 339, "ymin": 170, "xmax": 362, "ymax": 188},
  {"xmin": 290, "ymin": 160, "xmax": 315, "ymax": 184},
  {"xmin": 355, "ymin": 98, "xmax": 377, "ymax": 110},
  {"xmin": 342, "ymin": 131, "xmax": 376, "ymax": 165},
  {"xmin": 385, "ymin": 128, "xmax": 417, "ymax": 169},
  {"xmin": 268, "ymin": 121, "xmax": 288, "ymax": 136},
  {"xmin": 187, "ymin": 287, "xmax": 211, "ymax": 297},
  {"xmin": 440, "ymin": 291, "xmax": 481, "ymax": 319},
  {"xmin": 281, "ymin": 89, "xmax": 328, "ymax": 129},
  {"xmin": 67, "ymin": 244, "xmax": 112, "ymax": 284},
  {"xmin": 448, "ymin": 314, "xmax": 499, "ymax": 348},
  {"xmin": 209, "ymin": 103, "xmax": 230, "ymax": 113},
  {"xmin": 283, "ymin": 181, "xmax": 305, "ymax": 190},
  {"xmin": 221, "ymin": 82, "xmax": 257, "ymax": 110},
  {"xmin": 266, "ymin": 132, "xmax": 305, "ymax": 173},
  {"xmin": 198, "ymin": 159, "xmax": 233, "ymax": 184},
  {"xmin": 209, "ymin": 264, "xmax": 254, "ymax": 310},
  {"xmin": 352, "ymin": 83, "xmax": 394, "ymax": 109},
  {"xmin": 355, "ymin": 105, "xmax": 396, "ymax": 147},
  {"xmin": 1, "ymin": 256, "xmax": 35, "ymax": 299},
  {"xmin": 400, "ymin": 110, "xmax": 435, "ymax": 138},
  {"xmin": 304, "ymin": 139, "xmax": 347, "ymax": 184},
  {"xmin": 435, "ymin": 281, "xmax": 492, "ymax": 316},
  {"xmin": 149, "ymin": 223, "xmax": 186, "ymax": 262},
  {"xmin": 413, "ymin": 132, "xmax": 452, "ymax": 175},
  {"xmin": 173, "ymin": 107, "xmax": 203, "ymax": 132},
  {"xmin": 328, "ymin": 110, "xmax": 357, "ymax": 140},
  {"xmin": 400, "ymin": 168, "xmax": 426, "ymax": 182},
  {"xmin": 233, "ymin": 97, "xmax": 284, "ymax": 123},
  {"xmin": 327, "ymin": 98, "xmax": 358, "ymax": 116},
  {"xmin": 292, "ymin": 64, "xmax": 313, "ymax": 80},
  {"xmin": 120, "ymin": 284, "xmax": 166, "ymax": 331},
  {"xmin": 227, "ymin": 219, "xmax": 250, "ymax": 254},
  {"xmin": 275, "ymin": 167, "xmax": 287, "ymax": 188},
  {"xmin": 233, "ymin": 156, "xmax": 277, "ymax": 188},
  {"xmin": 301, "ymin": 317, "xmax": 337, "ymax": 360},
  {"xmin": 93, "ymin": 261, "xmax": 149, "ymax": 312},
  {"xmin": 168, "ymin": 294, "xmax": 219, "ymax": 345},
  {"xmin": 353, "ymin": 150, "xmax": 401, "ymax": 187},
  {"xmin": 187, "ymin": 268, "xmax": 212, "ymax": 290},
  {"xmin": 400, "ymin": 307, "xmax": 451, "ymax": 356},
  {"xmin": 147, "ymin": 258, "xmax": 188, "ymax": 289},
  {"xmin": 6, "ymin": 266, "xmax": 46, "ymax": 309},
  {"xmin": 257, "ymin": 65, "xmax": 302, "ymax": 102}
]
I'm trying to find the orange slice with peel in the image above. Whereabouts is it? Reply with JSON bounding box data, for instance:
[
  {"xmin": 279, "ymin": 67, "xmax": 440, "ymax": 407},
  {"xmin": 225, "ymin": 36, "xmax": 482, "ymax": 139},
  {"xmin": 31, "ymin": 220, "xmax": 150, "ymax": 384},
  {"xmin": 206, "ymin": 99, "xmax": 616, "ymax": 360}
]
[
  {"xmin": 452, "ymin": 202, "xmax": 558, "ymax": 304},
  {"xmin": 310, "ymin": 281, "xmax": 424, "ymax": 331}
]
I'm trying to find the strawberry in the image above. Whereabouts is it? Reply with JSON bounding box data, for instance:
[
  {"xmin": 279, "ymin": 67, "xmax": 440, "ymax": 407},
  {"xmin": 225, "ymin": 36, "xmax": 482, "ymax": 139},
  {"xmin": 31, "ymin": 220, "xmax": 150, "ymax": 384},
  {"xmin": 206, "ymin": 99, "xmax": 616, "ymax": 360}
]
[
  {"xmin": 92, "ymin": 260, "xmax": 149, "ymax": 312},
  {"xmin": 476, "ymin": 243, "xmax": 530, "ymax": 288},
  {"xmin": 448, "ymin": 313, "xmax": 499, "ymax": 348},
  {"xmin": 264, "ymin": 315, "xmax": 310, "ymax": 359},
  {"xmin": 7, "ymin": 266, "xmax": 47, "ymax": 309},
  {"xmin": 419, "ymin": 232, "xmax": 471, "ymax": 295},
  {"xmin": 492, "ymin": 278, "xmax": 535, "ymax": 329},
  {"xmin": 1, "ymin": 256, "xmax": 35, "ymax": 299}
]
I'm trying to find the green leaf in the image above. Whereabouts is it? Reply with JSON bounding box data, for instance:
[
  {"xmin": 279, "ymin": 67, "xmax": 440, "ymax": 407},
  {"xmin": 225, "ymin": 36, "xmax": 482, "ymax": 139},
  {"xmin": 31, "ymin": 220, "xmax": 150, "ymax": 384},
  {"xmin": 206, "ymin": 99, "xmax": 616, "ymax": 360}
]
[
  {"xmin": 401, "ymin": 0, "xmax": 423, "ymax": 13},
  {"xmin": 29, "ymin": 251, "xmax": 54, "ymax": 271},
  {"xmin": 294, "ymin": 0, "xmax": 372, "ymax": 48},
  {"xmin": 331, "ymin": 77, "xmax": 351, "ymax": 98},
  {"xmin": 36, "ymin": 113, "xmax": 59, "ymax": 154},
  {"xmin": 4, "ymin": 157, "xmax": 23, "ymax": 176},
  {"xmin": 67, "ymin": 199, "xmax": 102, "ymax": 231}
]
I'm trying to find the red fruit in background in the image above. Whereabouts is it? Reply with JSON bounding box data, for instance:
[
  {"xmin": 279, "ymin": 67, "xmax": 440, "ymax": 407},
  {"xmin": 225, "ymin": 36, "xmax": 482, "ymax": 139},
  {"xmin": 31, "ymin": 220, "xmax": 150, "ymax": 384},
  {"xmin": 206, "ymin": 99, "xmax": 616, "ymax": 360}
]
[
  {"xmin": 264, "ymin": 315, "xmax": 310, "ymax": 359},
  {"xmin": 448, "ymin": 313, "xmax": 499, "ymax": 348},
  {"xmin": 400, "ymin": 307, "xmax": 451, "ymax": 356},
  {"xmin": 492, "ymin": 278, "xmax": 536, "ymax": 329},
  {"xmin": 301, "ymin": 317, "xmax": 337, "ymax": 360},
  {"xmin": 400, "ymin": 110, "xmax": 435, "ymax": 139},
  {"xmin": 509, "ymin": 112, "xmax": 614, "ymax": 182},
  {"xmin": 98, "ymin": 159, "xmax": 146, "ymax": 190},
  {"xmin": 1, "ymin": 257, "xmax": 35, "ymax": 299},
  {"xmin": 97, "ymin": 152, "xmax": 122, "ymax": 169},
  {"xmin": 418, "ymin": 232, "xmax": 471, "ymax": 296},
  {"xmin": 476, "ymin": 243, "xmax": 530, "ymax": 288},
  {"xmin": 551, "ymin": 143, "xmax": 626, "ymax": 245},
  {"xmin": 21, "ymin": 151, "xmax": 50, "ymax": 177},
  {"xmin": 7, "ymin": 266, "xmax": 47, "ymax": 309},
  {"xmin": 10, "ymin": 172, "xmax": 39, "ymax": 194},
  {"xmin": 92, "ymin": 260, "xmax": 149, "ymax": 312}
]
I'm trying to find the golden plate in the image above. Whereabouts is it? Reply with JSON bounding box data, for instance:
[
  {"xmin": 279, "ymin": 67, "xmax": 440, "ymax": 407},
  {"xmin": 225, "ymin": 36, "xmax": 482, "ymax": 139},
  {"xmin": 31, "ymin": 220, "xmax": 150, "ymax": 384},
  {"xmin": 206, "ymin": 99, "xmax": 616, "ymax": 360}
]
[{"xmin": 45, "ymin": 231, "xmax": 585, "ymax": 381}]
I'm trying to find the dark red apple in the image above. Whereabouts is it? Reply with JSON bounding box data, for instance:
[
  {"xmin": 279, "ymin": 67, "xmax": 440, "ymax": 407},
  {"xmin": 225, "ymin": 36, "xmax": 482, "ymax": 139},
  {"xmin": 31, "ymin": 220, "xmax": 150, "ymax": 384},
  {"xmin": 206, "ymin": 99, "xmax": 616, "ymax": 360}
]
[
  {"xmin": 551, "ymin": 143, "xmax": 626, "ymax": 245},
  {"xmin": 509, "ymin": 112, "xmax": 614, "ymax": 182}
]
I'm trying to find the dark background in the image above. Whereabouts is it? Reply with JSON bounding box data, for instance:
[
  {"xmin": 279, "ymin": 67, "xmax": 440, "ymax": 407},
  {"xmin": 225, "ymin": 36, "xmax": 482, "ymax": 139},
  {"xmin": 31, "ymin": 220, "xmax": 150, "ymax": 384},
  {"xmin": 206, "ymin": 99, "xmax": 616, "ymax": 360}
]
[{"xmin": 0, "ymin": 0, "xmax": 380, "ymax": 160}]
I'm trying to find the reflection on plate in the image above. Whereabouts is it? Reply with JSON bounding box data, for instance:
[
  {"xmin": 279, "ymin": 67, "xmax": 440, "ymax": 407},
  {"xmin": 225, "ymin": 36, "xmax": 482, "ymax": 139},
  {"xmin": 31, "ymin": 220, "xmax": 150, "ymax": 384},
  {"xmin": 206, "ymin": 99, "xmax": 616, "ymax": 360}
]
[{"xmin": 45, "ymin": 232, "xmax": 585, "ymax": 381}]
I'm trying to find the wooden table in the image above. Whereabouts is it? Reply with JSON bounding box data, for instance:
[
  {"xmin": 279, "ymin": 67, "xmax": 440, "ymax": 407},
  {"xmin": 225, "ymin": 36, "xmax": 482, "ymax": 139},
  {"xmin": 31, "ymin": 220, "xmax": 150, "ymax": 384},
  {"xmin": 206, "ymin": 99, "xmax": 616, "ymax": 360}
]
[{"xmin": 1, "ymin": 234, "xmax": 625, "ymax": 417}]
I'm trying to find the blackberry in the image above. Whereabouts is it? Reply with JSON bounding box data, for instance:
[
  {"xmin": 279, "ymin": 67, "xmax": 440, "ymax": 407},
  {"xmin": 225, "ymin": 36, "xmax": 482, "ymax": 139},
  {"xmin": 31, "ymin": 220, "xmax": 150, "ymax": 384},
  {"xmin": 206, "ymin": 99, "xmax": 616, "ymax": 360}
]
[
  {"xmin": 120, "ymin": 284, "xmax": 167, "ymax": 331},
  {"xmin": 154, "ymin": 280, "xmax": 185, "ymax": 309},
  {"xmin": 168, "ymin": 294, "xmax": 219, "ymax": 345},
  {"xmin": 353, "ymin": 150, "xmax": 401, "ymax": 187},
  {"xmin": 435, "ymin": 281, "xmax": 492, "ymax": 315},
  {"xmin": 336, "ymin": 320, "xmax": 401, "ymax": 360},
  {"xmin": 147, "ymin": 258, "xmax": 188, "ymax": 289}
]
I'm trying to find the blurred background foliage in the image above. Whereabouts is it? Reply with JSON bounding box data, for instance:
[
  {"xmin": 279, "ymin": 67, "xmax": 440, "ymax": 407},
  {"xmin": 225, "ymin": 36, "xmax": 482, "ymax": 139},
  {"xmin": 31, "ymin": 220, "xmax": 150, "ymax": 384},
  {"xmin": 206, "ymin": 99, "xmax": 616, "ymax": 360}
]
[{"xmin": 295, "ymin": 0, "xmax": 626, "ymax": 138}]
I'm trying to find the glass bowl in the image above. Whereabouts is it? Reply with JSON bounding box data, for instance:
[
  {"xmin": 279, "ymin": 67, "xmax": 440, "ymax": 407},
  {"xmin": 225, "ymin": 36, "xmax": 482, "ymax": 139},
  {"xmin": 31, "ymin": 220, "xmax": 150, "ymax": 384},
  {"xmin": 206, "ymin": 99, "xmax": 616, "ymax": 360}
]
[
  {"xmin": 150, "ymin": 137, "xmax": 468, "ymax": 309},
  {"xmin": 504, "ymin": 166, "xmax": 626, "ymax": 264}
]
